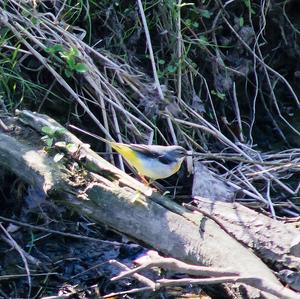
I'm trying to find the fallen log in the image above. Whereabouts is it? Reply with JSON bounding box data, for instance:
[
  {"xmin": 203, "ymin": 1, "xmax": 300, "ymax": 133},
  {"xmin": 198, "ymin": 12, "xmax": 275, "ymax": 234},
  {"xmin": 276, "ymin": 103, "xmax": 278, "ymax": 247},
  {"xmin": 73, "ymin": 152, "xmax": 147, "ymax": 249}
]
[
  {"xmin": 190, "ymin": 197, "xmax": 300, "ymax": 270},
  {"xmin": 0, "ymin": 110, "xmax": 298, "ymax": 299}
]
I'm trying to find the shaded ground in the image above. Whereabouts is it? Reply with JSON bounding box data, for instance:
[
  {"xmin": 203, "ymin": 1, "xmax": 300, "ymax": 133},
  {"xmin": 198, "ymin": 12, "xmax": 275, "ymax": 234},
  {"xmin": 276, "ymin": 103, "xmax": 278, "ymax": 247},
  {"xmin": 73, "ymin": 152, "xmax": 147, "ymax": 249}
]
[
  {"xmin": 0, "ymin": 174, "xmax": 204, "ymax": 298},
  {"xmin": 0, "ymin": 173, "xmax": 150, "ymax": 298}
]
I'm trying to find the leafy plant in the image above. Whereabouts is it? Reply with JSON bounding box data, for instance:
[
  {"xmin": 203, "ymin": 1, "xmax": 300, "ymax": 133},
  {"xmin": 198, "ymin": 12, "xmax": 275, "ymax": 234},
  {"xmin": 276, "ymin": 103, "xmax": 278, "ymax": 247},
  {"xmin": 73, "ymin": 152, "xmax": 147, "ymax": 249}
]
[
  {"xmin": 211, "ymin": 90, "xmax": 226, "ymax": 101},
  {"xmin": 45, "ymin": 45, "xmax": 88, "ymax": 78},
  {"xmin": 41, "ymin": 126, "xmax": 77, "ymax": 162},
  {"xmin": 59, "ymin": 47, "xmax": 88, "ymax": 77},
  {"xmin": 41, "ymin": 126, "xmax": 67, "ymax": 148},
  {"xmin": 242, "ymin": 0, "xmax": 255, "ymax": 14}
]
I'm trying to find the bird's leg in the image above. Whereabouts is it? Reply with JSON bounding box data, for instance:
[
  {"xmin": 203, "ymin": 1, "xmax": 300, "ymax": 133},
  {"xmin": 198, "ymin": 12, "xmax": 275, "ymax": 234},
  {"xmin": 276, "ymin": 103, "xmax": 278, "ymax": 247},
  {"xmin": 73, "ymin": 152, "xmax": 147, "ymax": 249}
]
[
  {"xmin": 139, "ymin": 174, "xmax": 150, "ymax": 185},
  {"xmin": 134, "ymin": 173, "xmax": 151, "ymax": 186},
  {"xmin": 140, "ymin": 177, "xmax": 157, "ymax": 193},
  {"xmin": 147, "ymin": 178, "xmax": 154, "ymax": 186},
  {"xmin": 137, "ymin": 174, "xmax": 156, "ymax": 188}
]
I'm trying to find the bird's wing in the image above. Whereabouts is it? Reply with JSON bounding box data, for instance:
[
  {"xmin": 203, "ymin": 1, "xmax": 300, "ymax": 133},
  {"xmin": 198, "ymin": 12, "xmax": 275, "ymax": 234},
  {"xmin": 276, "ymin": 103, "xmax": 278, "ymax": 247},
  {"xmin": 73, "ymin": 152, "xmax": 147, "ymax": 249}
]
[{"xmin": 128, "ymin": 144, "xmax": 173, "ymax": 165}]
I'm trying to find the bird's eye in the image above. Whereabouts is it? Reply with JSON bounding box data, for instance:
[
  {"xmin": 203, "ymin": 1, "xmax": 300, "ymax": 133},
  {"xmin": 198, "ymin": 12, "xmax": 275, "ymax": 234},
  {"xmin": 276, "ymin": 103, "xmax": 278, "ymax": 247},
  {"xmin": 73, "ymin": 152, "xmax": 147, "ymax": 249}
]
[{"xmin": 177, "ymin": 149, "xmax": 186, "ymax": 155}]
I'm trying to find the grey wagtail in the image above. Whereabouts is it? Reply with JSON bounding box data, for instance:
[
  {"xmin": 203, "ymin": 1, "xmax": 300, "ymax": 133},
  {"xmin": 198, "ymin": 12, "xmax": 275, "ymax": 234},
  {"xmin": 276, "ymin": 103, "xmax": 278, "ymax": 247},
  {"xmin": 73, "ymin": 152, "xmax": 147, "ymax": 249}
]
[{"xmin": 69, "ymin": 125, "xmax": 190, "ymax": 182}]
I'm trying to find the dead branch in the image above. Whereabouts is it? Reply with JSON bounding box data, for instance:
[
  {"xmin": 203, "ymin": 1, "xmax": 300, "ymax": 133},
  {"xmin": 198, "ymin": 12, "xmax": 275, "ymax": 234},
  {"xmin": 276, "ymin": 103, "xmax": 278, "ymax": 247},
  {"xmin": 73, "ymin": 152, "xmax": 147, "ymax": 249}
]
[
  {"xmin": 111, "ymin": 251, "xmax": 299, "ymax": 299},
  {"xmin": 112, "ymin": 250, "xmax": 239, "ymax": 282}
]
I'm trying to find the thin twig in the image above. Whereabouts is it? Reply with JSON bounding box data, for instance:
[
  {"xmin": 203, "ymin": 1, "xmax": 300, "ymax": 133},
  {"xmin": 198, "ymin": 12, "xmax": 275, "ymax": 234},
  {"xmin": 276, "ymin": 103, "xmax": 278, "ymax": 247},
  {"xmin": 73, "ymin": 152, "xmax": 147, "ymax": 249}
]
[
  {"xmin": 0, "ymin": 223, "xmax": 32, "ymax": 299},
  {"xmin": 109, "ymin": 260, "xmax": 156, "ymax": 290},
  {"xmin": 137, "ymin": 0, "xmax": 164, "ymax": 100},
  {"xmin": 0, "ymin": 216, "xmax": 121, "ymax": 246}
]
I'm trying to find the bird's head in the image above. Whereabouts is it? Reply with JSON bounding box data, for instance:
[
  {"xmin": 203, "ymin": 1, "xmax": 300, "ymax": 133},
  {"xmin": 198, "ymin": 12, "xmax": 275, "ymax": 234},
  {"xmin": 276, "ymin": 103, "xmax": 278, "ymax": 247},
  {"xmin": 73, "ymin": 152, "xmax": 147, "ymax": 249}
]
[{"xmin": 167, "ymin": 146, "xmax": 188, "ymax": 162}]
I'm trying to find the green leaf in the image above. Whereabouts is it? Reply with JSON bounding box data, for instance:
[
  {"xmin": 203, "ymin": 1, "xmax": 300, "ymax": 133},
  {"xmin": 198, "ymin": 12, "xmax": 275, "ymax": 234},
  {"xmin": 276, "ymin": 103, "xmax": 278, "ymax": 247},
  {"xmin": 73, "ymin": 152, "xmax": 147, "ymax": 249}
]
[
  {"xmin": 200, "ymin": 9, "xmax": 213, "ymax": 19},
  {"xmin": 75, "ymin": 63, "xmax": 88, "ymax": 73},
  {"xmin": 41, "ymin": 126, "xmax": 56, "ymax": 136},
  {"xmin": 11, "ymin": 44, "xmax": 21, "ymax": 62},
  {"xmin": 67, "ymin": 57, "xmax": 76, "ymax": 69},
  {"xmin": 242, "ymin": 0, "xmax": 255, "ymax": 14},
  {"xmin": 185, "ymin": 18, "xmax": 192, "ymax": 27},
  {"xmin": 198, "ymin": 35, "xmax": 209, "ymax": 46},
  {"xmin": 54, "ymin": 128, "xmax": 67, "ymax": 137},
  {"xmin": 166, "ymin": 64, "xmax": 177, "ymax": 74},
  {"xmin": 31, "ymin": 17, "xmax": 39, "ymax": 25},
  {"xmin": 53, "ymin": 44, "xmax": 64, "ymax": 52},
  {"xmin": 64, "ymin": 68, "xmax": 73, "ymax": 78},
  {"xmin": 45, "ymin": 44, "xmax": 64, "ymax": 55},
  {"xmin": 239, "ymin": 17, "xmax": 244, "ymax": 27},
  {"xmin": 60, "ymin": 52, "xmax": 67, "ymax": 58},
  {"xmin": 46, "ymin": 137, "xmax": 54, "ymax": 147},
  {"xmin": 66, "ymin": 143, "xmax": 78, "ymax": 153},
  {"xmin": 211, "ymin": 90, "xmax": 226, "ymax": 100},
  {"xmin": 69, "ymin": 47, "xmax": 79, "ymax": 57}
]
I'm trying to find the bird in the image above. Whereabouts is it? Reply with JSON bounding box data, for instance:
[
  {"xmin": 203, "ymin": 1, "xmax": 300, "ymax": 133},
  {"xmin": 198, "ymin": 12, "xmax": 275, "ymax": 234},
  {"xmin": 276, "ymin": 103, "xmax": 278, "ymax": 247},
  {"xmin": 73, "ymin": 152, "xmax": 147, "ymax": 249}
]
[
  {"xmin": 110, "ymin": 142, "xmax": 187, "ymax": 181},
  {"xmin": 69, "ymin": 125, "xmax": 189, "ymax": 182}
]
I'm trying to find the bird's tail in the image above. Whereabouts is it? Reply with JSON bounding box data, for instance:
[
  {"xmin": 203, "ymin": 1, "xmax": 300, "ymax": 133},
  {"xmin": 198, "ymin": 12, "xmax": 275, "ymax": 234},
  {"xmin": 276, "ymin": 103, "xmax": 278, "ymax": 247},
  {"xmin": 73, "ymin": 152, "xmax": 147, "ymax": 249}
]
[{"xmin": 68, "ymin": 124, "xmax": 114, "ymax": 145}]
